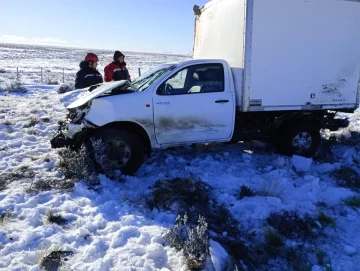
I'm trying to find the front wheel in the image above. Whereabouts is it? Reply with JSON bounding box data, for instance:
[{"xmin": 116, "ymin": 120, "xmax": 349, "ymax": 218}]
[
  {"xmin": 90, "ymin": 128, "xmax": 145, "ymax": 175},
  {"xmin": 276, "ymin": 124, "xmax": 321, "ymax": 158}
]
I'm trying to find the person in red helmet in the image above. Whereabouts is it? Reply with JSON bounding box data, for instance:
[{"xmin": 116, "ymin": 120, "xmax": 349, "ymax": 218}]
[
  {"xmin": 75, "ymin": 53, "xmax": 103, "ymax": 90},
  {"xmin": 104, "ymin": 51, "xmax": 131, "ymax": 82}
]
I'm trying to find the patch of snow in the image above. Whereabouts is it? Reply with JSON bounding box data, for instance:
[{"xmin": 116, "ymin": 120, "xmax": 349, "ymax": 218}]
[
  {"xmin": 291, "ymin": 155, "xmax": 313, "ymax": 172},
  {"xmin": 209, "ymin": 240, "xmax": 228, "ymax": 271},
  {"xmin": 311, "ymin": 265, "xmax": 324, "ymax": 271},
  {"xmin": 344, "ymin": 245, "xmax": 357, "ymax": 256}
]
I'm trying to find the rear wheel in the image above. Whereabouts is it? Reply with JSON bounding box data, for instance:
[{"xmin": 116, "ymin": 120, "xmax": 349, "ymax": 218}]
[
  {"xmin": 90, "ymin": 128, "xmax": 145, "ymax": 175},
  {"xmin": 276, "ymin": 124, "xmax": 321, "ymax": 157}
]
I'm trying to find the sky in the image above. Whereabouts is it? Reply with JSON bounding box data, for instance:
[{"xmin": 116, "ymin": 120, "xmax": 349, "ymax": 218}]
[{"xmin": 0, "ymin": 0, "xmax": 209, "ymax": 54}]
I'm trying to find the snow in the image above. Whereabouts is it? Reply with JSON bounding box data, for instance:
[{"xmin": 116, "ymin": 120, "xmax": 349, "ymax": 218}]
[
  {"xmin": 209, "ymin": 240, "xmax": 228, "ymax": 271},
  {"xmin": 291, "ymin": 155, "xmax": 313, "ymax": 172},
  {"xmin": 344, "ymin": 245, "xmax": 357, "ymax": 256},
  {"xmin": 0, "ymin": 44, "xmax": 360, "ymax": 270}
]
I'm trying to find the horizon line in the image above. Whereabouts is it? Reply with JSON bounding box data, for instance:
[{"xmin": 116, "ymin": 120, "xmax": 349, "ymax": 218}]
[{"xmin": 0, "ymin": 42, "xmax": 191, "ymax": 57}]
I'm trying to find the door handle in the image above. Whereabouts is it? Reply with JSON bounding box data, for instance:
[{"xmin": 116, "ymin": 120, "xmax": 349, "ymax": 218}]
[{"xmin": 215, "ymin": 100, "xmax": 229, "ymax": 103}]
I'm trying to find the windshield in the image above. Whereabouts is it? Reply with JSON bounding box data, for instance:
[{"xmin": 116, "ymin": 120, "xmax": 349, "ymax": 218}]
[{"xmin": 132, "ymin": 64, "xmax": 176, "ymax": 91}]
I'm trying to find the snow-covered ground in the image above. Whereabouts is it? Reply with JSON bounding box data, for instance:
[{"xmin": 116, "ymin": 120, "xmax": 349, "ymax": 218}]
[
  {"xmin": 1, "ymin": 44, "xmax": 360, "ymax": 271},
  {"xmin": 0, "ymin": 43, "xmax": 188, "ymax": 85}
]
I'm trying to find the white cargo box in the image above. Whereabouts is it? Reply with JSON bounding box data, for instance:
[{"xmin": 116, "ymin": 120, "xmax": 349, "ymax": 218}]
[{"xmin": 193, "ymin": 0, "xmax": 360, "ymax": 112}]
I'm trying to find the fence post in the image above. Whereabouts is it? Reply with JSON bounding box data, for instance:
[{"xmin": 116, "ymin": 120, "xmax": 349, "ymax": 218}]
[
  {"xmin": 138, "ymin": 68, "xmax": 141, "ymax": 77},
  {"xmin": 41, "ymin": 68, "xmax": 43, "ymax": 83},
  {"xmin": 63, "ymin": 68, "xmax": 65, "ymax": 83},
  {"xmin": 16, "ymin": 67, "xmax": 19, "ymax": 80}
]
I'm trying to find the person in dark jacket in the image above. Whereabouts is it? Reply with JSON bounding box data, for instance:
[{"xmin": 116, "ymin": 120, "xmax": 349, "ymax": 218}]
[
  {"xmin": 75, "ymin": 53, "xmax": 103, "ymax": 90},
  {"xmin": 104, "ymin": 51, "xmax": 131, "ymax": 82}
]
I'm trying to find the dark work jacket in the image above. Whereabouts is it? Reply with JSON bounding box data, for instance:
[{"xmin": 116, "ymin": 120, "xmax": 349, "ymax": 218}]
[
  {"xmin": 75, "ymin": 61, "xmax": 103, "ymax": 89},
  {"xmin": 104, "ymin": 61, "xmax": 131, "ymax": 82}
]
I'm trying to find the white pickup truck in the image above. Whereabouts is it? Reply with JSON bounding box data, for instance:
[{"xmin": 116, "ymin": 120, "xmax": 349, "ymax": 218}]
[{"xmin": 51, "ymin": 0, "xmax": 360, "ymax": 175}]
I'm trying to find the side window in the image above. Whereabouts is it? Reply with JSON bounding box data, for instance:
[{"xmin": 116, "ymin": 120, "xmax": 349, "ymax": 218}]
[
  {"xmin": 165, "ymin": 69, "xmax": 187, "ymax": 89},
  {"xmin": 157, "ymin": 64, "xmax": 224, "ymax": 95}
]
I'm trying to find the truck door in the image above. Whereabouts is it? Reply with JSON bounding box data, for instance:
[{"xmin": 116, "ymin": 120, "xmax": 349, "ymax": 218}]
[{"xmin": 153, "ymin": 63, "xmax": 235, "ymax": 145}]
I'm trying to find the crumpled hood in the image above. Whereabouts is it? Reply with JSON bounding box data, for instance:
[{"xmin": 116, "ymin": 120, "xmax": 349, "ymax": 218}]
[{"xmin": 66, "ymin": 80, "xmax": 128, "ymax": 109}]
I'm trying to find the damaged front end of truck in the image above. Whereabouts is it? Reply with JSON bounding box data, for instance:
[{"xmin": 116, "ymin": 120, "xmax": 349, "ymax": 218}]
[
  {"xmin": 51, "ymin": 80, "xmax": 133, "ymax": 151},
  {"xmin": 51, "ymin": 101, "xmax": 96, "ymax": 151}
]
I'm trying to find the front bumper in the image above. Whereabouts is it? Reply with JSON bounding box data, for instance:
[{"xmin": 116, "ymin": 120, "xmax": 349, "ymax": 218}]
[{"xmin": 50, "ymin": 120, "xmax": 92, "ymax": 150}]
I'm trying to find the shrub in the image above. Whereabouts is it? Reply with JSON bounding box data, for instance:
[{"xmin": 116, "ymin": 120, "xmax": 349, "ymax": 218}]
[
  {"xmin": 239, "ymin": 185, "xmax": 256, "ymax": 199},
  {"xmin": 149, "ymin": 177, "xmax": 211, "ymax": 212},
  {"xmin": 37, "ymin": 241, "xmax": 73, "ymax": 270},
  {"xmin": 267, "ymin": 210, "xmax": 316, "ymax": 239},
  {"xmin": 265, "ymin": 228, "xmax": 284, "ymax": 248},
  {"xmin": 45, "ymin": 78, "xmax": 59, "ymax": 85},
  {"xmin": 91, "ymin": 139, "xmax": 116, "ymax": 179},
  {"xmin": 317, "ymin": 210, "xmax": 335, "ymax": 228},
  {"xmin": 0, "ymin": 81, "xmax": 28, "ymax": 93},
  {"xmin": 333, "ymin": 166, "xmax": 360, "ymax": 189},
  {"xmin": 0, "ymin": 210, "xmax": 11, "ymax": 224},
  {"xmin": 28, "ymin": 178, "xmax": 75, "ymax": 193},
  {"xmin": 258, "ymin": 179, "xmax": 287, "ymax": 199},
  {"xmin": 43, "ymin": 209, "xmax": 67, "ymax": 225},
  {"xmin": 165, "ymin": 213, "xmax": 209, "ymax": 270},
  {"xmin": 343, "ymin": 195, "xmax": 360, "ymax": 208},
  {"xmin": 57, "ymin": 146, "xmax": 99, "ymax": 186},
  {"xmin": 57, "ymin": 83, "xmax": 74, "ymax": 94},
  {"xmin": 23, "ymin": 116, "xmax": 41, "ymax": 128}
]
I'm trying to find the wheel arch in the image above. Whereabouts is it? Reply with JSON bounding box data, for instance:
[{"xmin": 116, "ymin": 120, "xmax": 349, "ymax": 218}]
[
  {"xmin": 98, "ymin": 121, "xmax": 152, "ymax": 155},
  {"xmin": 271, "ymin": 111, "xmax": 324, "ymax": 136}
]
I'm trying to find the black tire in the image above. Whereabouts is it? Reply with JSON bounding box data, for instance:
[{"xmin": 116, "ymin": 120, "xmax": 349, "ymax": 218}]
[
  {"xmin": 276, "ymin": 124, "xmax": 321, "ymax": 158},
  {"xmin": 90, "ymin": 128, "xmax": 145, "ymax": 175}
]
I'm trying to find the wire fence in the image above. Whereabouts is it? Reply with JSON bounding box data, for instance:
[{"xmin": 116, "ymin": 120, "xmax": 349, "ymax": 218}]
[{"xmin": 12, "ymin": 67, "xmax": 143, "ymax": 84}]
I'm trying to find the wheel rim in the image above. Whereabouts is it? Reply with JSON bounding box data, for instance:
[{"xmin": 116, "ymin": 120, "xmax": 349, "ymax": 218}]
[
  {"xmin": 107, "ymin": 140, "xmax": 131, "ymax": 168},
  {"xmin": 292, "ymin": 132, "xmax": 312, "ymax": 151}
]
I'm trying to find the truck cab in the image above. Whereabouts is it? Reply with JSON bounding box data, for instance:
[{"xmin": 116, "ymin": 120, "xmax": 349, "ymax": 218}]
[{"xmin": 52, "ymin": 59, "xmax": 238, "ymax": 175}]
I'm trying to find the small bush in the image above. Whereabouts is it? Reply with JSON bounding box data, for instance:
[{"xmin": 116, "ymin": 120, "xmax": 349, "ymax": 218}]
[
  {"xmin": 267, "ymin": 211, "xmax": 316, "ymax": 239},
  {"xmin": 315, "ymin": 249, "xmax": 332, "ymax": 270},
  {"xmin": 148, "ymin": 178, "xmax": 211, "ymax": 212},
  {"xmin": 57, "ymin": 146, "xmax": 99, "ymax": 186},
  {"xmin": 165, "ymin": 214, "xmax": 209, "ymax": 270},
  {"xmin": 43, "ymin": 154, "xmax": 51, "ymax": 163},
  {"xmin": 0, "ymin": 210, "xmax": 11, "ymax": 224},
  {"xmin": 343, "ymin": 195, "xmax": 360, "ymax": 208},
  {"xmin": 28, "ymin": 178, "xmax": 75, "ymax": 193},
  {"xmin": 149, "ymin": 177, "xmax": 244, "ymax": 237},
  {"xmin": 317, "ymin": 210, "xmax": 335, "ymax": 228},
  {"xmin": 265, "ymin": 228, "xmax": 284, "ymax": 248},
  {"xmin": 316, "ymin": 249, "xmax": 327, "ymax": 266},
  {"xmin": 24, "ymin": 116, "xmax": 40, "ymax": 128},
  {"xmin": 57, "ymin": 83, "xmax": 74, "ymax": 94},
  {"xmin": 239, "ymin": 185, "xmax": 256, "ymax": 199},
  {"xmin": 46, "ymin": 78, "xmax": 59, "ymax": 85},
  {"xmin": 333, "ymin": 166, "xmax": 360, "ymax": 189},
  {"xmin": 37, "ymin": 241, "xmax": 73, "ymax": 270},
  {"xmin": 287, "ymin": 250, "xmax": 312, "ymax": 271},
  {"xmin": 0, "ymin": 81, "xmax": 28, "ymax": 93},
  {"xmin": 91, "ymin": 139, "xmax": 116, "ymax": 179},
  {"xmin": 258, "ymin": 179, "xmax": 287, "ymax": 199},
  {"xmin": 43, "ymin": 209, "xmax": 67, "ymax": 225},
  {"xmin": 0, "ymin": 68, "xmax": 6, "ymax": 73}
]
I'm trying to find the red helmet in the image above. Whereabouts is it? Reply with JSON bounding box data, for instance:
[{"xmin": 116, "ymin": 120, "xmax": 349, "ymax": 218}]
[{"xmin": 85, "ymin": 53, "xmax": 99, "ymax": 62}]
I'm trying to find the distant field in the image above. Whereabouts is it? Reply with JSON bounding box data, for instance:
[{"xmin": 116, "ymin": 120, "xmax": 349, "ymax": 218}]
[{"xmin": 0, "ymin": 43, "xmax": 189, "ymax": 85}]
